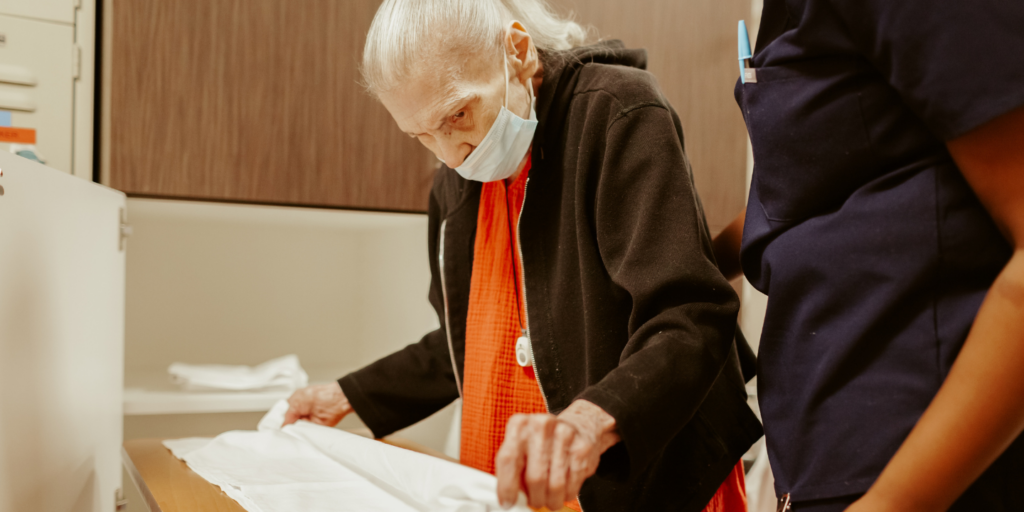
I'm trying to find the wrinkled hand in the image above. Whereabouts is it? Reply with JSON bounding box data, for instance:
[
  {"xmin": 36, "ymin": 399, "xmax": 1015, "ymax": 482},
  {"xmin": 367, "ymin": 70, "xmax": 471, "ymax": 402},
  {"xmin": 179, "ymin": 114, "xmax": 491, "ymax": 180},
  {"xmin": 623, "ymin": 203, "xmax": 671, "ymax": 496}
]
[
  {"xmin": 495, "ymin": 400, "xmax": 620, "ymax": 510},
  {"xmin": 283, "ymin": 382, "xmax": 353, "ymax": 427}
]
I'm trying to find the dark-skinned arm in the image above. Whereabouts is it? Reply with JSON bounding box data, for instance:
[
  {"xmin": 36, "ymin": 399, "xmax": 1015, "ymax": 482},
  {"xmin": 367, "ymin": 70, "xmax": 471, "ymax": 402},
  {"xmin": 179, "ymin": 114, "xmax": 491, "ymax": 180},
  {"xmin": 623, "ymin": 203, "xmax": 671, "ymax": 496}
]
[
  {"xmin": 712, "ymin": 209, "xmax": 746, "ymax": 281},
  {"xmin": 847, "ymin": 106, "xmax": 1024, "ymax": 511}
]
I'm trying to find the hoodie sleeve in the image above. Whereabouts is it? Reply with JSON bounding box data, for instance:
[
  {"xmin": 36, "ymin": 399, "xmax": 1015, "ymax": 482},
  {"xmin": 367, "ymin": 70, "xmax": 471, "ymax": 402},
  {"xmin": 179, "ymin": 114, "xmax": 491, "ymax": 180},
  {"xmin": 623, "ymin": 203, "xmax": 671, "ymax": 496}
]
[{"xmin": 577, "ymin": 103, "xmax": 741, "ymax": 480}]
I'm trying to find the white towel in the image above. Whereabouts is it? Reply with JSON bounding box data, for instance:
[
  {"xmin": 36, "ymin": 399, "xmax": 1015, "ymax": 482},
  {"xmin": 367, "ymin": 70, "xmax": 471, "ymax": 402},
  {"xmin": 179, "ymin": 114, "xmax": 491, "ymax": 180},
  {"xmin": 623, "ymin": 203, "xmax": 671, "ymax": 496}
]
[
  {"xmin": 168, "ymin": 354, "xmax": 309, "ymax": 392},
  {"xmin": 164, "ymin": 400, "xmax": 531, "ymax": 512}
]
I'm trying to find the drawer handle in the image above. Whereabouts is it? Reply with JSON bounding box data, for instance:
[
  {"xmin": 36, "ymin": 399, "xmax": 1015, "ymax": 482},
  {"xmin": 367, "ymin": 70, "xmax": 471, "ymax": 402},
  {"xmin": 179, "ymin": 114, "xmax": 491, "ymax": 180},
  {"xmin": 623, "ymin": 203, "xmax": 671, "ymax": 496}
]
[
  {"xmin": 0, "ymin": 64, "xmax": 37, "ymax": 86},
  {"xmin": 0, "ymin": 90, "xmax": 36, "ymax": 112}
]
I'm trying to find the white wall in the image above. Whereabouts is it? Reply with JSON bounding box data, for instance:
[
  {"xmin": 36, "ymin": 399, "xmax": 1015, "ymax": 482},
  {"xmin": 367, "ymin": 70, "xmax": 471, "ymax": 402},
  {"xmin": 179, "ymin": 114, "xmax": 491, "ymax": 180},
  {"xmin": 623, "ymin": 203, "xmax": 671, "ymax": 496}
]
[
  {"xmin": 122, "ymin": 198, "xmax": 453, "ymax": 445},
  {"xmin": 120, "ymin": 198, "xmax": 459, "ymax": 512}
]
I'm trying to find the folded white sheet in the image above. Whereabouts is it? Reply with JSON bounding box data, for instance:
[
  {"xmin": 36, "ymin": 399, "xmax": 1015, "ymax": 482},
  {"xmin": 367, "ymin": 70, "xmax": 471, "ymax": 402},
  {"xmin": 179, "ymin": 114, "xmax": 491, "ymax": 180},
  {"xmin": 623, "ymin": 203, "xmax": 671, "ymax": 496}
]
[
  {"xmin": 164, "ymin": 400, "xmax": 531, "ymax": 512},
  {"xmin": 168, "ymin": 354, "xmax": 309, "ymax": 392}
]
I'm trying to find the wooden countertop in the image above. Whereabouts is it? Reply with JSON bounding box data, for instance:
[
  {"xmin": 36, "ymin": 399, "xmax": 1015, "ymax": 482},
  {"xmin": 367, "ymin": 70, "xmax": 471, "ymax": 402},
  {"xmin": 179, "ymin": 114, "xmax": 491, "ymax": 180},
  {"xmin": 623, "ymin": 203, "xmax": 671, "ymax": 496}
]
[
  {"xmin": 123, "ymin": 438, "xmax": 243, "ymax": 512},
  {"xmin": 123, "ymin": 435, "xmax": 569, "ymax": 512}
]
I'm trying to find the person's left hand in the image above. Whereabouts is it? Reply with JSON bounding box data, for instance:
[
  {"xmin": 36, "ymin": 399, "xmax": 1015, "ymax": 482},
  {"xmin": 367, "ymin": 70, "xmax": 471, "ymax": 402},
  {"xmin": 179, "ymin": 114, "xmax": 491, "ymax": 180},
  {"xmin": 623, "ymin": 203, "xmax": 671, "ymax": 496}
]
[{"xmin": 495, "ymin": 399, "xmax": 620, "ymax": 510}]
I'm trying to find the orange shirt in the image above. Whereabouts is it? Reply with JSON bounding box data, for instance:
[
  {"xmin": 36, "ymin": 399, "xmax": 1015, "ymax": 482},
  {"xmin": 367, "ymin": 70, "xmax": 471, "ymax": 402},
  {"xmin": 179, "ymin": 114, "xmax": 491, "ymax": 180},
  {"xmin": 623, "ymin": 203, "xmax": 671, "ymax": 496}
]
[
  {"xmin": 460, "ymin": 159, "xmax": 546, "ymax": 474},
  {"xmin": 459, "ymin": 156, "xmax": 747, "ymax": 512}
]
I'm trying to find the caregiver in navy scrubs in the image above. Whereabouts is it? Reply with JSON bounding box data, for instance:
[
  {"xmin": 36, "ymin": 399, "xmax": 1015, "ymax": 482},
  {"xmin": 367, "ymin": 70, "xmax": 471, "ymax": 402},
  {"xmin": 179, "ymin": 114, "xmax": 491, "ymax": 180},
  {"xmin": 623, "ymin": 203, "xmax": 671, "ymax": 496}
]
[{"xmin": 714, "ymin": 1, "xmax": 1024, "ymax": 510}]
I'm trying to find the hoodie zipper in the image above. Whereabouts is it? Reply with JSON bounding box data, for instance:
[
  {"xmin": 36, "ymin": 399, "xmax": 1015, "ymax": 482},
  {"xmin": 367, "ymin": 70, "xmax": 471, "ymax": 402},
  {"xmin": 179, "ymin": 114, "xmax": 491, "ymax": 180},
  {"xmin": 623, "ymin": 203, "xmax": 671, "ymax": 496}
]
[
  {"xmin": 518, "ymin": 178, "xmax": 581, "ymax": 510},
  {"xmin": 437, "ymin": 219, "xmax": 463, "ymax": 398},
  {"xmin": 515, "ymin": 177, "xmax": 550, "ymax": 413}
]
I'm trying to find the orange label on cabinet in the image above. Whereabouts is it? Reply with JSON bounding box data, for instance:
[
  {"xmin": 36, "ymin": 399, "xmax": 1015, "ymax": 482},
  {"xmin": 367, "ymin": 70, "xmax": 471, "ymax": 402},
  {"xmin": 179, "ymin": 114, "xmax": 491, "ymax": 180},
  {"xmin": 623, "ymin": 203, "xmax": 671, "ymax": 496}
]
[{"xmin": 0, "ymin": 127, "xmax": 36, "ymax": 144}]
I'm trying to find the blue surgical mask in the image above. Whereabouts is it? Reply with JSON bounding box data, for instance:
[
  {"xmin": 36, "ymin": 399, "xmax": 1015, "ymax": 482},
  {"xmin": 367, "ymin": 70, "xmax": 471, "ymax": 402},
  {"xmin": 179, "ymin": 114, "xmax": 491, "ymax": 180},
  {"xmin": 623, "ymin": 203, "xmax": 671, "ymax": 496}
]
[{"xmin": 454, "ymin": 57, "xmax": 538, "ymax": 182}]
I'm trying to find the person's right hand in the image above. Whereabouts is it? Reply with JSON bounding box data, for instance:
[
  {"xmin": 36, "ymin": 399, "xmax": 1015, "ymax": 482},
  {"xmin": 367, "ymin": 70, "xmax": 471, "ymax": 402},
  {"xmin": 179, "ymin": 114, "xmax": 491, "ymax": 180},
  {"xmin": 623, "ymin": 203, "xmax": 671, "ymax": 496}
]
[{"xmin": 283, "ymin": 381, "xmax": 353, "ymax": 427}]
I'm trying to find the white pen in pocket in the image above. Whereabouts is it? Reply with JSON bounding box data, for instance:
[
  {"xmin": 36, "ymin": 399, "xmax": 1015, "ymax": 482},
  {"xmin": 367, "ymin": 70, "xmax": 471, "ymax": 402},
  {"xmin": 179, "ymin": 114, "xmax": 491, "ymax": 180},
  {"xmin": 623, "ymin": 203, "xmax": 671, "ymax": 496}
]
[{"xmin": 739, "ymin": 20, "xmax": 757, "ymax": 84}]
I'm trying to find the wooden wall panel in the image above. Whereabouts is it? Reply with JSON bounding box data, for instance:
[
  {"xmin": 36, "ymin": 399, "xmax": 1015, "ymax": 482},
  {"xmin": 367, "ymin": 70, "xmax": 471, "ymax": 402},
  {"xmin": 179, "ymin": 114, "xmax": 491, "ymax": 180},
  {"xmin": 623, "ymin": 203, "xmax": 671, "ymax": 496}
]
[
  {"xmin": 109, "ymin": 0, "xmax": 436, "ymax": 212},
  {"xmin": 109, "ymin": 0, "xmax": 747, "ymax": 223},
  {"xmin": 551, "ymin": 0, "xmax": 749, "ymax": 234}
]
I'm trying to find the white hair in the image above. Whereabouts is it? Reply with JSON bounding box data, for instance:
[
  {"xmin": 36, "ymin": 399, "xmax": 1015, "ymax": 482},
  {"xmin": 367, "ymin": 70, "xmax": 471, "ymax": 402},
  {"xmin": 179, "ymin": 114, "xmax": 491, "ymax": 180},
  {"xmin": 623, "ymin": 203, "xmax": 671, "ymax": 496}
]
[{"xmin": 362, "ymin": 0, "xmax": 589, "ymax": 96}]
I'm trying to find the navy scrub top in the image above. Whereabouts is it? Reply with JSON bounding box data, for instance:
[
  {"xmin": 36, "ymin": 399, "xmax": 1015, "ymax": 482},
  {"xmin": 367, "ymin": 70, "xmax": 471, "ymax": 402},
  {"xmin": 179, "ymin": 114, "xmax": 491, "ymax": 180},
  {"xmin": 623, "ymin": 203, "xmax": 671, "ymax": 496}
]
[{"xmin": 736, "ymin": 0, "xmax": 1024, "ymax": 502}]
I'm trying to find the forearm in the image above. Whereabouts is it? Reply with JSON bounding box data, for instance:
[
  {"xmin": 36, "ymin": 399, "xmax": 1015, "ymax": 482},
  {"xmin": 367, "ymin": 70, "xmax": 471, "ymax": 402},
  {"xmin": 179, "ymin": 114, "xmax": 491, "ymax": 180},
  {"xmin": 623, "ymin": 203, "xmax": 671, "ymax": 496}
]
[
  {"xmin": 339, "ymin": 329, "xmax": 461, "ymax": 437},
  {"xmin": 859, "ymin": 251, "xmax": 1024, "ymax": 511},
  {"xmin": 712, "ymin": 209, "xmax": 745, "ymax": 281},
  {"xmin": 558, "ymin": 400, "xmax": 620, "ymax": 453},
  {"xmin": 578, "ymin": 318, "xmax": 735, "ymax": 478}
]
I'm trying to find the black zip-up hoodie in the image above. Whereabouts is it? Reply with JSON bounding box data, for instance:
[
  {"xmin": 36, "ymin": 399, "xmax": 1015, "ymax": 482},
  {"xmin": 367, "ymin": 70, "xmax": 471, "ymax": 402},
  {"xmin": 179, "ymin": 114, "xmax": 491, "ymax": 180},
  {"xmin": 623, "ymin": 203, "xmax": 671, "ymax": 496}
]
[{"xmin": 340, "ymin": 41, "xmax": 763, "ymax": 511}]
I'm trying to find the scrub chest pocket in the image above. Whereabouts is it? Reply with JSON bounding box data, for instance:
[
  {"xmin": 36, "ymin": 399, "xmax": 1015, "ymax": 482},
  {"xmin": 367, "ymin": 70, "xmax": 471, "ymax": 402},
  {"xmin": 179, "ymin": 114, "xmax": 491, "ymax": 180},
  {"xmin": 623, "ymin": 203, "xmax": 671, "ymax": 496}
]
[{"xmin": 736, "ymin": 60, "xmax": 879, "ymax": 223}]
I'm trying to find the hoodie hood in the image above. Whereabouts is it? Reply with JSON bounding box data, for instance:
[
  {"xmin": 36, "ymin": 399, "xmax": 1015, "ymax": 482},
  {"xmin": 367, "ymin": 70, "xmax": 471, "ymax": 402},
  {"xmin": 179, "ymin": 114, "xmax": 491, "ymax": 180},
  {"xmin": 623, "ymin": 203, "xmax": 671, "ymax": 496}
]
[
  {"xmin": 546, "ymin": 39, "xmax": 648, "ymax": 71},
  {"xmin": 533, "ymin": 41, "xmax": 648, "ymax": 161}
]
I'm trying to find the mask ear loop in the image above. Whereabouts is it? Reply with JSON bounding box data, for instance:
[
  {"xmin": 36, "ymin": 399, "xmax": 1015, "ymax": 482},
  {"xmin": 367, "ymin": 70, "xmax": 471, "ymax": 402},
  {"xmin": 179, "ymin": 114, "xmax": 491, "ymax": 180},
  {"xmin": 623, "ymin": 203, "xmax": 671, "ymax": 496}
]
[
  {"xmin": 526, "ymin": 74, "xmax": 535, "ymax": 108},
  {"xmin": 503, "ymin": 54, "xmax": 510, "ymax": 109}
]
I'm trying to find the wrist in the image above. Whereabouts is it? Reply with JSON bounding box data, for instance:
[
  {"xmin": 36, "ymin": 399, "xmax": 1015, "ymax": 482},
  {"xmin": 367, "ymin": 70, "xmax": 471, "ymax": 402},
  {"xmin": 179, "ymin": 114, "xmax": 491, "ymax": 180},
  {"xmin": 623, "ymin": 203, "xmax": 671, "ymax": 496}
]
[
  {"xmin": 558, "ymin": 400, "xmax": 620, "ymax": 451},
  {"xmin": 333, "ymin": 382, "xmax": 353, "ymax": 415}
]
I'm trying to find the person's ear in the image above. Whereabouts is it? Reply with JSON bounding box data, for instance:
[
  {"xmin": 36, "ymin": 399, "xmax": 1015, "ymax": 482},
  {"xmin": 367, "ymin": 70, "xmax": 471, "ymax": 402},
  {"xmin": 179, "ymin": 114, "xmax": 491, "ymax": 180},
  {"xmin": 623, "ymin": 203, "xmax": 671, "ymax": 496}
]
[{"xmin": 505, "ymin": 21, "xmax": 539, "ymax": 84}]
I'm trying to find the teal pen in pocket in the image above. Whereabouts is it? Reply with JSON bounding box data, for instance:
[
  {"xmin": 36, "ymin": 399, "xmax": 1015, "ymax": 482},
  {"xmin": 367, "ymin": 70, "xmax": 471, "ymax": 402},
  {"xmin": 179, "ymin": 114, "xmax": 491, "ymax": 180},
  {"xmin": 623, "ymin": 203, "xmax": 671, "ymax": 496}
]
[{"xmin": 738, "ymin": 20, "xmax": 755, "ymax": 84}]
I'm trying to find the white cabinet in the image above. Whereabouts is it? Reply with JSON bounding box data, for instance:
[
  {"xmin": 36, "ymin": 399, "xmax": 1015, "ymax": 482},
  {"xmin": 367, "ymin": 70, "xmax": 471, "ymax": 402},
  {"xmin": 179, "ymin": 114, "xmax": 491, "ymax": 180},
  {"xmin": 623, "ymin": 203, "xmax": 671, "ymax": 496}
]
[
  {"xmin": 0, "ymin": 0, "xmax": 95, "ymax": 180},
  {"xmin": 0, "ymin": 152, "xmax": 126, "ymax": 512},
  {"xmin": 0, "ymin": 0, "xmax": 75, "ymax": 24},
  {"xmin": 0, "ymin": 14, "xmax": 75, "ymax": 173}
]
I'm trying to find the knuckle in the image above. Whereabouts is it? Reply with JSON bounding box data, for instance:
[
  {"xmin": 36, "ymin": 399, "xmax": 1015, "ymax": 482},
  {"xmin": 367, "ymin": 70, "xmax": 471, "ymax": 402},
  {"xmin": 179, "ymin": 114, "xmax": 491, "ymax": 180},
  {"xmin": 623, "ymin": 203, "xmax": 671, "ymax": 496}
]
[
  {"xmin": 525, "ymin": 473, "xmax": 545, "ymax": 487},
  {"xmin": 525, "ymin": 464, "xmax": 546, "ymax": 481},
  {"xmin": 555, "ymin": 422, "xmax": 575, "ymax": 440},
  {"xmin": 502, "ymin": 432, "xmax": 524, "ymax": 448},
  {"xmin": 543, "ymin": 417, "xmax": 558, "ymax": 433},
  {"xmin": 498, "ymin": 443, "xmax": 522, "ymax": 460},
  {"xmin": 523, "ymin": 419, "xmax": 540, "ymax": 435},
  {"xmin": 530, "ymin": 415, "xmax": 556, "ymax": 435},
  {"xmin": 507, "ymin": 414, "xmax": 528, "ymax": 429},
  {"xmin": 571, "ymin": 440, "xmax": 591, "ymax": 456},
  {"xmin": 568, "ymin": 450, "xmax": 584, "ymax": 465},
  {"xmin": 582, "ymin": 457, "xmax": 598, "ymax": 476},
  {"xmin": 571, "ymin": 455, "xmax": 589, "ymax": 473},
  {"xmin": 548, "ymin": 472, "xmax": 566, "ymax": 490},
  {"xmin": 495, "ymin": 439, "xmax": 514, "ymax": 454},
  {"xmin": 495, "ymin": 449, "xmax": 515, "ymax": 466}
]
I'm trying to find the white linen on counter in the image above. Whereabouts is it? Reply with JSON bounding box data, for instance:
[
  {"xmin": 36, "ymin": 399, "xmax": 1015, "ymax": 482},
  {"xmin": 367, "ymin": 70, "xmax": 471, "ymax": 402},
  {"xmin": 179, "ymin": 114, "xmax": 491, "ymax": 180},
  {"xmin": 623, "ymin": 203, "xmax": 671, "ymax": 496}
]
[
  {"xmin": 168, "ymin": 354, "xmax": 309, "ymax": 392},
  {"xmin": 163, "ymin": 400, "xmax": 530, "ymax": 512}
]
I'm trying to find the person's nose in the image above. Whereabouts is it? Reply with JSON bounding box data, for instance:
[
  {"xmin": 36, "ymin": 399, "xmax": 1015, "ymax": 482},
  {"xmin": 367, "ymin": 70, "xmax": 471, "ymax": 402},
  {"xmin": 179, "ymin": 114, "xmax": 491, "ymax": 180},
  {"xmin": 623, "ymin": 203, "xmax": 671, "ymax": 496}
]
[{"xmin": 436, "ymin": 137, "xmax": 471, "ymax": 168}]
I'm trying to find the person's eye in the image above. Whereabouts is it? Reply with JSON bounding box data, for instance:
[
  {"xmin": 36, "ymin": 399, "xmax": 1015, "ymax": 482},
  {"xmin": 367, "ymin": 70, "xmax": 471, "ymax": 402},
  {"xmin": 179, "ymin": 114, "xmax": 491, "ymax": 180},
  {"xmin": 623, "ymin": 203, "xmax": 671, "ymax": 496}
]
[{"xmin": 450, "ymin": 111, "xmax": 466, "ymax": 123}]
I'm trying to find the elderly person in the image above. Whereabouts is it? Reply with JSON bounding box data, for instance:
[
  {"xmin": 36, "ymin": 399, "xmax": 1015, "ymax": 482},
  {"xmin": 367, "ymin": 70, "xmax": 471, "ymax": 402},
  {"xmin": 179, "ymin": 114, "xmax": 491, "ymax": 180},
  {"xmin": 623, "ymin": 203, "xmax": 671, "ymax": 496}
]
[{"xmin": 284, "ymin": 0, "xmax": 762, "ymax": 510}]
